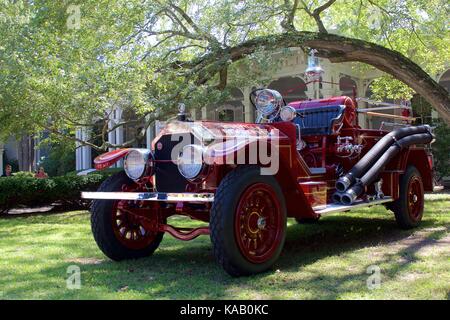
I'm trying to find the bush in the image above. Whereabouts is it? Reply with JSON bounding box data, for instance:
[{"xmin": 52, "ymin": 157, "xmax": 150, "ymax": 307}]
[
  {"xmin": 12, "ymin": 171, "xmax": 35, "ymax": 178},
  {"xmin": 0, "ymin": 171, "xmax": 117, "ymax": 214},
  {"xmin": 432, "ymin": 120, "xmax": 450, "ymax": 181}
]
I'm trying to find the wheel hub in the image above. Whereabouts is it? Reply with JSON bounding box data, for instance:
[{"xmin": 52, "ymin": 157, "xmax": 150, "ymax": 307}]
[{"xmin": 257, "ymin": 216, "xmax": 266, "ymax": 230}]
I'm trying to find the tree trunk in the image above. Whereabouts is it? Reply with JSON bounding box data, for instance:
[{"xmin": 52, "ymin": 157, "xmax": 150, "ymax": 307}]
[{"xmin": 197, "ymin": 32, "xmax": 450, "ymax": 124}]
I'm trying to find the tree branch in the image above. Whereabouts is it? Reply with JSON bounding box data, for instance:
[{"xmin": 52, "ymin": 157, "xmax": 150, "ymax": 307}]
[
  {"xmin": 181, "ymin": 32, "xmax": 450, "ymax": 124},
  {"xmin": 281, "ymin": 0, "xmax": 299, "ymax": 31},
  {"xmin": 300, "ymin": 0, "xmax": 337, "ymax": 33}
]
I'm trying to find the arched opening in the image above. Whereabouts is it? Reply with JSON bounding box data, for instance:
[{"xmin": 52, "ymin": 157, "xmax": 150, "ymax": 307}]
[
  {"xmin": 268, "ymin": 77, "xmax": 307, "ymax": 103},
  {"xmin": 339, "ymin": 76, "xmax": 357, "ymax": 97},
  {"xmin": 218, "ymin": 109, "xmax": 234, "ymax": 121},
  {"xmin": 208, "ymin": 87, "xmax": 244, "ymax": 122}
]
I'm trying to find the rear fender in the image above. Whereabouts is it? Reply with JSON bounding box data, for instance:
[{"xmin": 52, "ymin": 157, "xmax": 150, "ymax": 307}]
[
  {"xmin": 382, "ymin": 147, "xmax": 433, "ymax": 198},
  {"xmin": 401, "ymin": 148, "xmax": 433, "ymax": 191}
]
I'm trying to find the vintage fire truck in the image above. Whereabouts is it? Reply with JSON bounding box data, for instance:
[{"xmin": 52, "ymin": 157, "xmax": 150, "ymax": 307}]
[{"xmin": 82, "ymin": 89, "xmax": 434, "ymax": 276}]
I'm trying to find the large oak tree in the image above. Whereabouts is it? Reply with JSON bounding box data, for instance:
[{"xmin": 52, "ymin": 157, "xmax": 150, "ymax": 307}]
[{"xmin": 0, "ymin": 0, "xmax": 448, "ymax": 150}]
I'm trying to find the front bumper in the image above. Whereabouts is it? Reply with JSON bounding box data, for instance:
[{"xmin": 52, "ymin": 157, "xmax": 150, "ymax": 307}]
[{"xmin": 81, "ymin": 192, "xmax": 215, "ymax": 203}]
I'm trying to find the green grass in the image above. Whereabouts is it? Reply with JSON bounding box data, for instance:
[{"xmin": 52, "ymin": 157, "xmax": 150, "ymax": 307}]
[{"xmin": 0, "ymin": 194, "xmax": 449, "ymax": 300}]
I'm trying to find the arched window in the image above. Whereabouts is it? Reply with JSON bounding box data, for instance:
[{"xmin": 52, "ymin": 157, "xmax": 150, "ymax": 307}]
[
  {"xmin": 218, "ymin": 109, "xmax": 234, "ymax": 122},
  {"xmin": 268, "ymin": 77, "xmax": 307, "ymax": 103},
  {"xmin": 339, "ymin": 76, "xmax": 357, "ymax": 97},
  {"xmin": 207, "ymin": 88, "xmax": 244, "ymax": 121}
]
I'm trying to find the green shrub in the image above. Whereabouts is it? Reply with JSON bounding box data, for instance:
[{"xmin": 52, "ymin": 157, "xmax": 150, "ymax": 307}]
[
  {"xmin": 39, "ymin": 142, "xmax": 76, "ymax": 176},
  {"xmin": 432, "ymin": 120, "xmax": 450, "ymax": 181},
  {"xmin": 12, "ymin": 171, "xmax": 35, "ymax": 178},
  {"xmin": 0, "ymin": 172, "xmax": 117, "ymax": 213}
]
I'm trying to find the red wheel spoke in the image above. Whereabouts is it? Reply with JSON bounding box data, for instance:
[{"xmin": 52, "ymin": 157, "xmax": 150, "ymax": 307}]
[
  {"xmin": 110, "ymin": 200, "xmax": 159, "ymax": 250},
  {"xmin": 235, "ymin": 183, "xmax": 283, "ymax": 264}
]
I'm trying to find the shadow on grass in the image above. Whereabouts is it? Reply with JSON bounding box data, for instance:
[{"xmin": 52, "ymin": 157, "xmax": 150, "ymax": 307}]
[{"xmin": 0, "ymin": 204, "xmax": 448, "ymax": 299}]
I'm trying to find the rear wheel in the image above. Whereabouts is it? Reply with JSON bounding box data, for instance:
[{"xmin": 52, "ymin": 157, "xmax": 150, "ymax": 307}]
[
  {"xmin": 210, "ymin": 166, "xmax": 287, "ymax": 276},
  {"xmin": 90, "ymin": 172, "xmax": 164, "ymax": 260},
  {"xmin": 391, "ymin": 166, "xmax": 424, "ymax": 229}
]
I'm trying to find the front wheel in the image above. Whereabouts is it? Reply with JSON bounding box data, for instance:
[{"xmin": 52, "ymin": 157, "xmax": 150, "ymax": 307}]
[
  {"xmin": 90, "ymin": 172, "xmax": 164, "ymax": 261},
  {"xmin": 210, "ymin": 166, "xmax": 287, "ymax": 276},
  {"xmin": 391, "ymin": 166, "xmax": 424, "ymax": 229}
]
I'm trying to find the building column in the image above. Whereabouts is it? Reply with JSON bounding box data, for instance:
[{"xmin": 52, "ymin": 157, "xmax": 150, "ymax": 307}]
[
  {"xmin": 75, "ymin": 129, "xmax": 81, "ymax": 171},
  {"xmin": 191, "ymin": 109, "xmax": 197, "ymax": 121},
  {"xmin": 81, "ymin": 128, "xmax": 92, "ymax": 170},
  {"xmin": 75, "ymin": 127, "xmax": 92, "ymax": 171},
  {"xmin": 146, "ymin": 115, "xmax": 155, "ymax": 149},
  {"xmin": 34, "ymin": 137, "xmax": 41, "ymax": 169},
  {"xmin": 305, "ymin": 81, "xmax": 316, "ymax": 99},
  {"xmin": 201, "ymin": 107, "xmax": 207, "ymax": 120},
  {"xmin": 243, "ymin": 87, "xmax": 254, "ymax": 122},
  {"xmin": 320, "ymin": 71, "xmax": 336, "ymax": 98},
  {"xmin": 107, "ymin": 107, "xmax": 124, "ymax": 167}
]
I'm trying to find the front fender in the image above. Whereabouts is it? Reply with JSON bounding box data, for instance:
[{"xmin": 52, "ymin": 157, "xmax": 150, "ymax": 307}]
[{"xmin": 93, "ymin": 149, "xmax": 130, "ymax": 170}]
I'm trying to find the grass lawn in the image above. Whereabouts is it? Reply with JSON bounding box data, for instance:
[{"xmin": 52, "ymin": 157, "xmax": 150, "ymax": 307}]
[{"xmin": 0, "ymin": 193, "xmax": 448, "ymax": 300}]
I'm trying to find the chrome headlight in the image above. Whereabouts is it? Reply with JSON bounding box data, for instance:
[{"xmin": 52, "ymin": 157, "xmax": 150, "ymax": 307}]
[
  {"xmin": 255, "ymin": 89, "xmax": 283, "ymax": 118},
  {"xmin": 124, "ymin": 149, "xmax": 153, "ymax": 180},
  {"xmin": 280, "ymin": 106, "xmax": 297, "ymax": 121},
  {"xmin": 177, "ymin": 144, "xmax": 204, "ymax": 180}
]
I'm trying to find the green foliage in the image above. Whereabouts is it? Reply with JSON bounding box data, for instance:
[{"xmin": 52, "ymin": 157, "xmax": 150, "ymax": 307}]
[
  {"xmin": 12, "ymin": 171, "xmax": 34, "ymax": 178},
  {"xmin": 369, "ymin": 75, "xmax": 416, "ymax": 101},
  {"xmin": 0, "ymin": 195, "xmax": 449, "ymax": 299},
  {"xmin": 0, "ymin": 172, "xmax": 114, "ymax": 212},
  {"xmin": 0, "ymin": 0, "xmax": 448, "ymax": 149},
  {"xmin": 431, "ymin": 120, "xmax": 450, "ymax": 180},
  {"xmin": 40, "ymin": 142, "xmax": 76, "ymax": 176}
]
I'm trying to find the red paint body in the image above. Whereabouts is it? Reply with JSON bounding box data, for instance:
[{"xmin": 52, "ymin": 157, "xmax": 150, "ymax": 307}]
[{"xmin": 93, "ymin": 96, "xmax": 433, "ymax": 240}]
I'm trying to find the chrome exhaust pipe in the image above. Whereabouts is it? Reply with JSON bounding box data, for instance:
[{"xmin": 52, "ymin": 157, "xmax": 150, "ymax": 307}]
[
  {"xmin": 332, "ymin": 192, "xmax": 343, "ymax": 203},
  {"xmin": 335, "ymin": 176, "xmax": 352, "ymax": 192},
  {"xmin": 341, "ymin": 189, "xmax": 358, "ymax": 205}
]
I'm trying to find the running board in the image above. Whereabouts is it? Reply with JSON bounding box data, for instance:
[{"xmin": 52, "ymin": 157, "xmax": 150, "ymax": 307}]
[{"xmin": 315, "ymin": 197, "xmax": 393, "ymax": 215}]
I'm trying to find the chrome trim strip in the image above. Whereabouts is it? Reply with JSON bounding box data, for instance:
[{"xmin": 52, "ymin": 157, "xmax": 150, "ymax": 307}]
[
  {"xmin": 81, "ymin": 192, "xmax": 215, "ymax": 203},
  {"xmin": 315, "ymin": 197, "xmax": 393, "ymax": 215}
]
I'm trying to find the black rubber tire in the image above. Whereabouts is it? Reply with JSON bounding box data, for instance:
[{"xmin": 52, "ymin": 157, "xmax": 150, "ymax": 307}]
[
  {"xmin": 90, "ymin": 171, "xmax": 164, "ymax": 261},
  {"xmin": 210, "ymin": 166, "xmax": 287, "ymax": 277},
  {"xmin": 391, "ymin": 166, "xmax": 424, "ymax": 229}
]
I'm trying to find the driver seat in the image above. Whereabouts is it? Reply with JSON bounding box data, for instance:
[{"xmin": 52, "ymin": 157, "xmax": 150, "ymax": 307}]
[{"xmin": 293, "ymin": 105, "xmax": 345, "ymax": 136}]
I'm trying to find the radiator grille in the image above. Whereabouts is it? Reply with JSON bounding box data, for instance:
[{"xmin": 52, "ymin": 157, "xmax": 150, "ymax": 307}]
[{"xmin": 153, "ymin": 133, "xmax": 195, "ymax": 192}]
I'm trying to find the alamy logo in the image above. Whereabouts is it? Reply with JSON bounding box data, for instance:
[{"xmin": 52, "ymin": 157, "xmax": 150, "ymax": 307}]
[
  {"xmin": 66, "ymin": 4, "xmax": 81, "ymax": 30},
  {"xmin": 366, "ymin": 265, "xmax": 381, "ymax": 290},
  {"xmin": 66, "ymin": 265, "xmax": 81, "ymax": 290}
]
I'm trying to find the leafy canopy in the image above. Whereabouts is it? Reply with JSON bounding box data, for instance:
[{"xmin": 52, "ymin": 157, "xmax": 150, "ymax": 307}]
[{"xmin": 0, "ymin": 0, "xmax": 448, "ymax": 150}]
